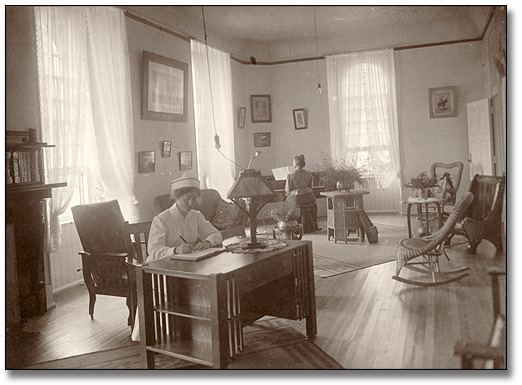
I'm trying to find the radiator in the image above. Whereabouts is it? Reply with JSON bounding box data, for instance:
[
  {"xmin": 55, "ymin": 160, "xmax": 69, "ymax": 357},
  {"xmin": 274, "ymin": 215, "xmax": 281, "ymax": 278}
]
[
  {"xmin": 50, "ymin": 221, "xmax": 83, "ymax": 293},
  {"xmin": 362, "ymin": 177, "xmax": 402, "ymax": 213}
]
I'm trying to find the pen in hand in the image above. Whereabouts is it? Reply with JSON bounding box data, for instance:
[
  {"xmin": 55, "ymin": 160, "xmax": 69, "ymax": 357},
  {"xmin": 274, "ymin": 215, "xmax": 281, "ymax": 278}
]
[{"xmin": 179, "ymin": 235, "xmax": 193, "ymax": 253}]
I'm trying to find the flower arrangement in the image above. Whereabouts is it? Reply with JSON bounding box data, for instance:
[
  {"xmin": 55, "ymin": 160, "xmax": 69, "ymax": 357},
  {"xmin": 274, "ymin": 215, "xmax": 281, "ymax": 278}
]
[
  {"xmin": 314, "ymin": 153, "xmax": 365, "ymax": 191},
  {"xmin": 404, "ymin": 172, "xmax": 438, "ymax": 198},
  {"xmin": 271, "ymin": 201, "xmax": 301, "ymax": 222},
  {"xmin": 404, "ymin": 171, "xmax": 438, "ymax": 191}
]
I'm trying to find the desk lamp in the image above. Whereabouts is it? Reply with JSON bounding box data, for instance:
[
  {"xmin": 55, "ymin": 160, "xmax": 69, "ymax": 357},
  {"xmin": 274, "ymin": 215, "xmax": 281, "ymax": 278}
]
[{"xmin": 227, "ymin": 155, "xmax": 274, "ymax": 249}]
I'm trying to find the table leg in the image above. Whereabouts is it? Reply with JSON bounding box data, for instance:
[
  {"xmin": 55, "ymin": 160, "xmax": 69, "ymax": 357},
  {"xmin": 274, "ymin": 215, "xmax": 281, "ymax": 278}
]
[
  {"xmin": 424, "ymin": 204, "xmax": 430, "ymax": 235},
  {"xmin": 436, "ymin": 203, "xmax": 443, "ymax": 229},
  {"xmin": 407, "ymin": 203, "xmax": 413, "ymax": 238}
]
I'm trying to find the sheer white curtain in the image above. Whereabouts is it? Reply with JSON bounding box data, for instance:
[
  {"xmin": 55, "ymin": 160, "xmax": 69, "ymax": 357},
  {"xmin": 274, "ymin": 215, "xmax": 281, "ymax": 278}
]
[
  {"xmin": 35, "ymin": 6, "xmax": 137, "ymax": 251},
  {"xmin": 326, "ymin": 49, "xmax": 401, "ymax": 188},
  {"xmin": 190, "ymin": 39, "xmax": 235, "ymax": 198}
]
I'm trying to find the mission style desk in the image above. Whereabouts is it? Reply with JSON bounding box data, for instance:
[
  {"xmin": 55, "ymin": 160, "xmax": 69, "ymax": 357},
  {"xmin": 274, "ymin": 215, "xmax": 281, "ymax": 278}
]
[{"xmin": 136, "ymin": 240, "xmax": 316, "ymax": 369}]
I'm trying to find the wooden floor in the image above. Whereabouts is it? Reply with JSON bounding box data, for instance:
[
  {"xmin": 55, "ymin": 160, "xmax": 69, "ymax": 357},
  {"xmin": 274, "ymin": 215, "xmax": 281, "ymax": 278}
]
[{"xmin": 7, "ymin": 214, "xmax": 506, "ymax": 369}]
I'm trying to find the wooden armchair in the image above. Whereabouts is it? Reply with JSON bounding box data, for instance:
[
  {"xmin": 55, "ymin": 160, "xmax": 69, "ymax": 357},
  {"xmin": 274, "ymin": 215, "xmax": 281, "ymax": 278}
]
[
  {"xmin": 447, "ymin": 174, "xmax": 506, "ymax": 254},
  {"xmin": 72, "ymin": 200, "xmax": 136, "ymax": 329},
  {"xmin": 454, "ymin": 268, "xmax": 506, "ymax": 368}
]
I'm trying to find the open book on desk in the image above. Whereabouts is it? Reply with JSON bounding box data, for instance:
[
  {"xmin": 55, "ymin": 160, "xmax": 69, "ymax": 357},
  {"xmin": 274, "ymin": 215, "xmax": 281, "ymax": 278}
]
[{"xmin": 169, "ymin": 246, "xmax": 226, "ymax": 262}]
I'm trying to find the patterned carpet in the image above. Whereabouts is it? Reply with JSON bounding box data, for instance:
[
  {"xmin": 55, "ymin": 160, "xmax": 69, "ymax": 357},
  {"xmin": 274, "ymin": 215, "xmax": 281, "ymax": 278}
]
[
  {"xmin": 23, "ymin": 319, "xmax": 342, "ymax": 370},
  {"xmin": 304, "ymin": 221, "xmax": 407, "ymax": 278}
]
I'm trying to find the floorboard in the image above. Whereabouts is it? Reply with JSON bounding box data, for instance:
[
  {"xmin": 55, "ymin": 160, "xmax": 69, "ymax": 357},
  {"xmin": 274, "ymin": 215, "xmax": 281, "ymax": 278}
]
[{"xmin": 7, "ymin": 213, "xmax": 505, "ymax": 369}]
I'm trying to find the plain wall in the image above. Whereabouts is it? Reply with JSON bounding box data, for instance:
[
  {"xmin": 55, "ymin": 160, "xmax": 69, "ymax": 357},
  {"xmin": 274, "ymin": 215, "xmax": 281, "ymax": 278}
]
[{"xmin": 395, "ymin": 42, "xmax": 485, "ymax": 198}]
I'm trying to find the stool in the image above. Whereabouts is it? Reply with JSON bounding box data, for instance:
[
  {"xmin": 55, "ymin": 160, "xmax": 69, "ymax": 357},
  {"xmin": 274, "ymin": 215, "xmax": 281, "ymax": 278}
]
[{"xmin": 298, "ymin": 203, "xmax": 316, "ymax": 234}]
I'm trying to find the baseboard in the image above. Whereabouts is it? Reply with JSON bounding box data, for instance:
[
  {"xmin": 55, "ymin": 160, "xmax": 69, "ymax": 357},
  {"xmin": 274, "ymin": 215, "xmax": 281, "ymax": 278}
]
[{"xmin": 53, "ymin": 279, "xmax": 84, "ymax": 295}]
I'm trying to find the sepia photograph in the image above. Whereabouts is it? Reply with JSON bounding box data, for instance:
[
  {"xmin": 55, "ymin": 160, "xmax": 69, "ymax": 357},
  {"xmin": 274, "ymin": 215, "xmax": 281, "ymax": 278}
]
[{"xmin": 5, "ymin": 4, "xmax": 508, "ymax": 373}]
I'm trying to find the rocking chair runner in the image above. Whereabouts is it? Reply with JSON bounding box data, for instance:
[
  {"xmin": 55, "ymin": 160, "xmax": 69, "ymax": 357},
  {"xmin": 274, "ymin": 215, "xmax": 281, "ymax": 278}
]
[{"xmin": 392, "ymin": 192, "xmax": 474, "ymax": 287}]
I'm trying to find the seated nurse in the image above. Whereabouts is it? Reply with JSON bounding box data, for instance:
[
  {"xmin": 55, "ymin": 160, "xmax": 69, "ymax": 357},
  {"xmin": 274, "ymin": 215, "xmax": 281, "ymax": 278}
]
[{"xmin": 146, "ymin": 176, "xmax": 223, "ymax": 262}]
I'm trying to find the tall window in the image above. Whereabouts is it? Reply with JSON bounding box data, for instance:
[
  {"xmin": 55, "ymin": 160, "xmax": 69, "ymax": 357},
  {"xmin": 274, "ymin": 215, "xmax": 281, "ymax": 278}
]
[
  {"xmin": 35, "ymin": 6, "xmax": 137, "ymax": 250},
  {"xmin": 326, "ymin": 49, "xmax": 401, "ymax": 188},
  {"xmin": 190, "ymin": 39, "xmax": 235, "ymax": 197}
]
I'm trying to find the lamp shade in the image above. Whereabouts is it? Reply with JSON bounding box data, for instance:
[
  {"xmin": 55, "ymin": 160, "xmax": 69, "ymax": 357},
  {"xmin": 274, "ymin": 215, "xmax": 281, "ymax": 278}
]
[{"xmin": 227, "ymin": 169, "xmax": 274, "ymax": 200}]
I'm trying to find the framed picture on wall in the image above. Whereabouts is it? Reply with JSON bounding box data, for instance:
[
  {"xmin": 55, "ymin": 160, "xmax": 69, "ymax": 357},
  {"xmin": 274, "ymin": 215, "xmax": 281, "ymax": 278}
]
[
  {"xmin": 428, "ymin": 86, "xmax": 457, "ymax": 119},
  {"xmin": 293, "ymin": 108, "xmax": 307, "ymax": 129},
  {"xmin": 254, "ymin": 132, "xmax": 271, "ymax": 147},
  {"xmin": 138, "ymin": 151, "xmax": 155, "ymax": 173},
  {"xmin": 162, "ymin": 141, "xmax": 172, "ymax": 157},
  {"xmin": 250, "ymin": 95, "xmax": 272, "ymax": 123},
  {"xmin": 238, "ymin": 107, "xmax": 246, "ymax": 128},
  {"xmin": 179, "ymin": 151, "xmax": 192, "ymax": 170},
  {"xmin": 142, "ymin": 50, "xmax": 188, "ymax": 122}
]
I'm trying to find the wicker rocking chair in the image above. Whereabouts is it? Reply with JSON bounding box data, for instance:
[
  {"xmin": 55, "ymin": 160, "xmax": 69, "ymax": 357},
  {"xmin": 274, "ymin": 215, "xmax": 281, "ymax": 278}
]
[{"xmin": 392, "ymin": 192, "xmax": 474, "ymax": 287}]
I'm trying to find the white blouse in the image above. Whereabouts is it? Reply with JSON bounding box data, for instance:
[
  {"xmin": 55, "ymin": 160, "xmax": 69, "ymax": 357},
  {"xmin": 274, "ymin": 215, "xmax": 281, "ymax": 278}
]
[{"xmin": 146, "ymin": 202, "xmax": 223, "ymax": 262}]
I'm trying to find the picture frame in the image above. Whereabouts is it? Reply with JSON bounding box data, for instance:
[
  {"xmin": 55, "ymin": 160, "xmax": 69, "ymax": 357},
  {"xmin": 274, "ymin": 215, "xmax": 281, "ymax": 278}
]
[
  {"xmin": 428, "ymin": 86, "xmax": 457, "ymax": 119},
  {"xmin": 293, "ymin": 108, "xmax": 307, "ymax": 129},
  {"xmin": 142, "ymin": 50, "xmax": 188, "ymax": 122},
  {"xmin": 254, "ymin": 132, "xmax": 271, "ymax": 147},
  {"xmin": 250, "ymin": 95, "xmax": 272, "ymax": 123},
  {"xmin": 162, "ymin": 141, "xmax": 171, "ymax": 158},
  {"xmin": 138, "ymin": 151, "xmax": 155, "ymax": 173},
  {"xmin": 179, "ymin": 151, "xmax": 192, "ymax": 171},
  {"xmin": 238, "ymin": 107, "xmax": 246, "ymax": 128}
]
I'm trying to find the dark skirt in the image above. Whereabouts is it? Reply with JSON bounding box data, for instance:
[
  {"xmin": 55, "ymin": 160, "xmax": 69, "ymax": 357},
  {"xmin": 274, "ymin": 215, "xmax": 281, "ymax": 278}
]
[{"xmin": 286, "ymin": 193, "xmax": 318, "ymax": 233}]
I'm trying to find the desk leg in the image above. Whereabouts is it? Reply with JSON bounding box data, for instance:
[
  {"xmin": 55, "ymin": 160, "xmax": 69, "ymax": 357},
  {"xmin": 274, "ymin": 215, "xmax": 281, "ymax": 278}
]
[
  {"xmin": 136, "ymin": 268, "xmax": 155, "ymax": 369},
  {"xmin": 209, "ymin": 275, "xmax": 231, "ymax": 369},
  {"xmin": 304, "ymin": 243, "xmax": 317, "ymax": 338},
  {"xmin": 407, "ymin": 203, "xmax": 413, "ymax": 238}
]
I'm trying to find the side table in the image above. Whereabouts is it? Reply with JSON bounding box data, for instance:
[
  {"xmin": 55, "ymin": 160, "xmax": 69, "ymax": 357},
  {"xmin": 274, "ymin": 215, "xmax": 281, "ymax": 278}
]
[{"xmin": 406, "ymin": 196, "xmax": 443, "ymax": 238}]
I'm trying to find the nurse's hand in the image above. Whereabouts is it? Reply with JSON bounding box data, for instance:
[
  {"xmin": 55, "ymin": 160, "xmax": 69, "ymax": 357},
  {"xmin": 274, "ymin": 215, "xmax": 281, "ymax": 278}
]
[
  {"xmin": 193, "ymin": 240, "xmax": 211, "ymax": 250},
  {"xmin": 175, "ymin": 244, "xmax": 193, "ymax": 254}
]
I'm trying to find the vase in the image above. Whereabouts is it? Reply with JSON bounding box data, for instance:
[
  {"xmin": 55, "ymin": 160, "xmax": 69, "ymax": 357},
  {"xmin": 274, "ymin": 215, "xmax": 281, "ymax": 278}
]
[
  {"xmin": 336, "ymin": 180, "xmax": 354, "ymax": 192},
  {"xmin": 278, "ymin": 220, "xmax": 298, "ymax": 230},
  {"xmin": 416, "ymin": 188, "xmax": 429, "ymax": 199}
]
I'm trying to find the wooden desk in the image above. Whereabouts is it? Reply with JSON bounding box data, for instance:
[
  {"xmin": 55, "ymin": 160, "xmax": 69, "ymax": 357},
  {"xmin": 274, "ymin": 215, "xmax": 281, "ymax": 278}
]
[
  {"xmin": 136, "ymin": 240, "xmax": 316, "ymax": 369},
  {"xmin": 406, "ymin": 197, "xmax": 443, "ymax": 238},
  {"xmin": 320, "ymin": 190, "xmax": 370, "ymax": 243}
]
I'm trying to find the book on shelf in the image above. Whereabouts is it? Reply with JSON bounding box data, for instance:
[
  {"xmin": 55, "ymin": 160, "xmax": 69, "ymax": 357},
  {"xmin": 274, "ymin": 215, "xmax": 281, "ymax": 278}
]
[
  {"xmin": 6, "ymin": 152, "xmax": 13, "ymax": 184},
  {"xmin": 11, "ymin": 151, "xmax": 20, "ymax": 183},
  {"xmin": 168, "ymin": 247, "xmax": 226, "ymax": 262}
]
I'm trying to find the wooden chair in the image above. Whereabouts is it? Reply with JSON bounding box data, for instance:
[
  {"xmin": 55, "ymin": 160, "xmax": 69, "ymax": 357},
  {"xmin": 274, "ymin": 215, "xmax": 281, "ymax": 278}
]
[
  {"xmin": 454, "ymin": 268, "xmax": 506, "ymax": 368},
  {"xmin": 71, "ymin": 200, "xmax": 135, "ymax": 329},
  {"xmin": 124, "ymin": 220, "xmax": 152, "ymax": 329},
  {"xmin": 392, "ymin": 192, "xmax": 473, "ymax": 287},
  {"xmin": 447, "ymin": 174, "xmax": 506, "ymax": 254}
]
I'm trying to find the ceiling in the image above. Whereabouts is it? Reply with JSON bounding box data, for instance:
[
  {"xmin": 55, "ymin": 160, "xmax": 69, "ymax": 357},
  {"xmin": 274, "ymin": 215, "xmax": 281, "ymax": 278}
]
[{"xmin": 123, "ymin": 5, "xmax": 495, "ymax": 61}]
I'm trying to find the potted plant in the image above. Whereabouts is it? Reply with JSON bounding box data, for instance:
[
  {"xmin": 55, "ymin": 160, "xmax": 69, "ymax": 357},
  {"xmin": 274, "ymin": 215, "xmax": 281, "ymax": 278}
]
[
  {"xmin": 314, "ymin": 153, "xmax": 365, "ymax": 192},
  {"xmin": 404, "ymin": 171, "xmax": 438, "ymax": 199},
  {"xmin": 271, "ymin": 201, "xmax": 301, "ymax": 229}
]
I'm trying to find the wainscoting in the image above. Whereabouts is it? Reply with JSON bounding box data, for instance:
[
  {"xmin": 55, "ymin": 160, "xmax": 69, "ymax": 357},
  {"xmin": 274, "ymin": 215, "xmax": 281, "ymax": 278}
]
[{"xmin": 50, "ymin": 221, "xmax": 83, "ymax": 293}]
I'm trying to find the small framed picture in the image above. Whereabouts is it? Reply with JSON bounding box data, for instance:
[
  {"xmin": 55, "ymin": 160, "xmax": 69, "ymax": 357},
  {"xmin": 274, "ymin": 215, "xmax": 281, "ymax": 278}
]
[
  {"xmin": 179, "ymin": 151, "xmax": 192, "ymax": 170},
  {"xmin": 238, "ymin": 107, "xmax": 246, "ymax": 128},
  {"xmin": 254, "ymin": 132, "xmax": 271, "ymax": 147},
  {"xmin": 162, "ymin": 141, "xmax": 171, "ymax": 157},
  {"xmin": 138, "ymin": 151, "xmax": 155, "ymax": 173},
  {"xmin": 428, "ymin": 86, "xmax": 457, "ymax": 119},
  {"xmin": 250, "ymin": 95, "xmax": 272, "ymax": 123},
  {"xmin": 293, "ymin": 108, "xmax": 307, "ymax": 129}
]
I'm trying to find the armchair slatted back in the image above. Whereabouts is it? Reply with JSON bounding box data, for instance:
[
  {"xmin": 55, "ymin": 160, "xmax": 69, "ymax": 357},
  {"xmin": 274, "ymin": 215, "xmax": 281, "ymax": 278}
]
[
  {"xmin": 124, "ymin": 221, "xmax": 152, "ymax": 264},
  {"xmin": 466, "ymin": 174, "xmax": 505, "ymax": 223}
]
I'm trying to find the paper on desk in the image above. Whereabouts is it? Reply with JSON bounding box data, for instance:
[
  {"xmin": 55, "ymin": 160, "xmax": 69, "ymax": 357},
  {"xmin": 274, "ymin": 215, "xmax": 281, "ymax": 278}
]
[
  {"xmin": 169, "ymin": 246, "xmax": 226, "ymax": 261},
  {"xmin": 272, "ymin": 166, "xmax": 293, "ymax": 180}
]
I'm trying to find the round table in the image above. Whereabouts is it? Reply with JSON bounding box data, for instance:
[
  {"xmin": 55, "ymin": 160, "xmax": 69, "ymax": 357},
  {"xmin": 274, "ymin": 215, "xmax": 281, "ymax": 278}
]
[{"xmin": 406, "ymin": 196, "xmax": 444, "ymax": 238}]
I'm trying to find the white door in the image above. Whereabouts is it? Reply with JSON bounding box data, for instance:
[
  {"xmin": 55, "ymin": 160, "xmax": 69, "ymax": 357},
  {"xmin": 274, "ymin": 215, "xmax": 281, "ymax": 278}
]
[{"xmin": 467, "ymin": 98, "xmax": 493, "ymax": 178}]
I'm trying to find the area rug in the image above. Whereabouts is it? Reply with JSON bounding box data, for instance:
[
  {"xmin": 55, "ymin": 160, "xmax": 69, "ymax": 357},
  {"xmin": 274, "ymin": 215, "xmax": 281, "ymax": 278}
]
[
  {"xmin": 306, "ymin": 221, "xmax": 406, "ymax": 278},
  {"xmin": 23, "ymin": 319, "xmax": 342, "ymax": 370}
]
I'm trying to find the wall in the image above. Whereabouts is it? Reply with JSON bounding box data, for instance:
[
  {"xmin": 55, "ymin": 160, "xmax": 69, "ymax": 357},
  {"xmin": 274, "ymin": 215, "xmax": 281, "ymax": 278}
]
[
  {"xmin": 125, "ymin": 18, "xmax": 197, "ymax": 221},
  {"xmin": 395, "ymin": 41, "xmax": 485, "ymax": 200},
  {"xmin": 5, "ymin": 6, "xmax": 40, "ymax": 133}
]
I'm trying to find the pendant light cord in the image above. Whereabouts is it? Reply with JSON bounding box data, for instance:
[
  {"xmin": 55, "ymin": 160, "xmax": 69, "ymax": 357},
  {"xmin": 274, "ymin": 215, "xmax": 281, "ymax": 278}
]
[
  {"xmin": 313, "ymin": 6, "xmax": 321, "ymax": 88},
  {"xmin": 201, "ymin": 7, "xmax": 219, "ymax": 143}
]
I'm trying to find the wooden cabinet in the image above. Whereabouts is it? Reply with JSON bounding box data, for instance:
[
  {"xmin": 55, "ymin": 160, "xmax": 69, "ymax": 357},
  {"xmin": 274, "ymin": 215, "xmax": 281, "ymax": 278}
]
[
  {"xmin": 136, "ymin": 240, "xmax": 316, "ymax": 369},
  {"xmin": 5, "ymin": 129, "xmax": 66, "ymax": 320}
]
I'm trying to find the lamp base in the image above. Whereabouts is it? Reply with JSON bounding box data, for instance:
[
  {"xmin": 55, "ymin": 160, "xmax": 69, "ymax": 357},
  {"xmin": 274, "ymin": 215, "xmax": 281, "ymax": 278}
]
[{"xmin": 244, "ymin": 242, "xmax": 266, "ymax": 249}]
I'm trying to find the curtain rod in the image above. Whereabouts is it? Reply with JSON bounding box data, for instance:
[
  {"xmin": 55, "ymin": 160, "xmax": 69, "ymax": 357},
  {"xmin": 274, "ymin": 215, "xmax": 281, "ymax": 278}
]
[{"xmin": 124, "ymin": 8, "xmax": 486, "ymax": 66}]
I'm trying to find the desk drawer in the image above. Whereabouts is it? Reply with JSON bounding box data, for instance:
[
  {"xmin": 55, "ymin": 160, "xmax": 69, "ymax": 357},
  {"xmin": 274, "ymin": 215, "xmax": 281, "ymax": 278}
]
[{"xmin": 238, "ymin": 255, "xmax": 293, "ymax": 294}]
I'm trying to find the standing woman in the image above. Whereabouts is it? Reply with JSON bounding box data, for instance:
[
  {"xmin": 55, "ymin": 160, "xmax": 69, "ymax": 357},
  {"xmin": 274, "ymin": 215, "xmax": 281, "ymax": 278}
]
[{"xmin": 285, "ymin": 155, "xmax": 319, "ymax": 232}]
